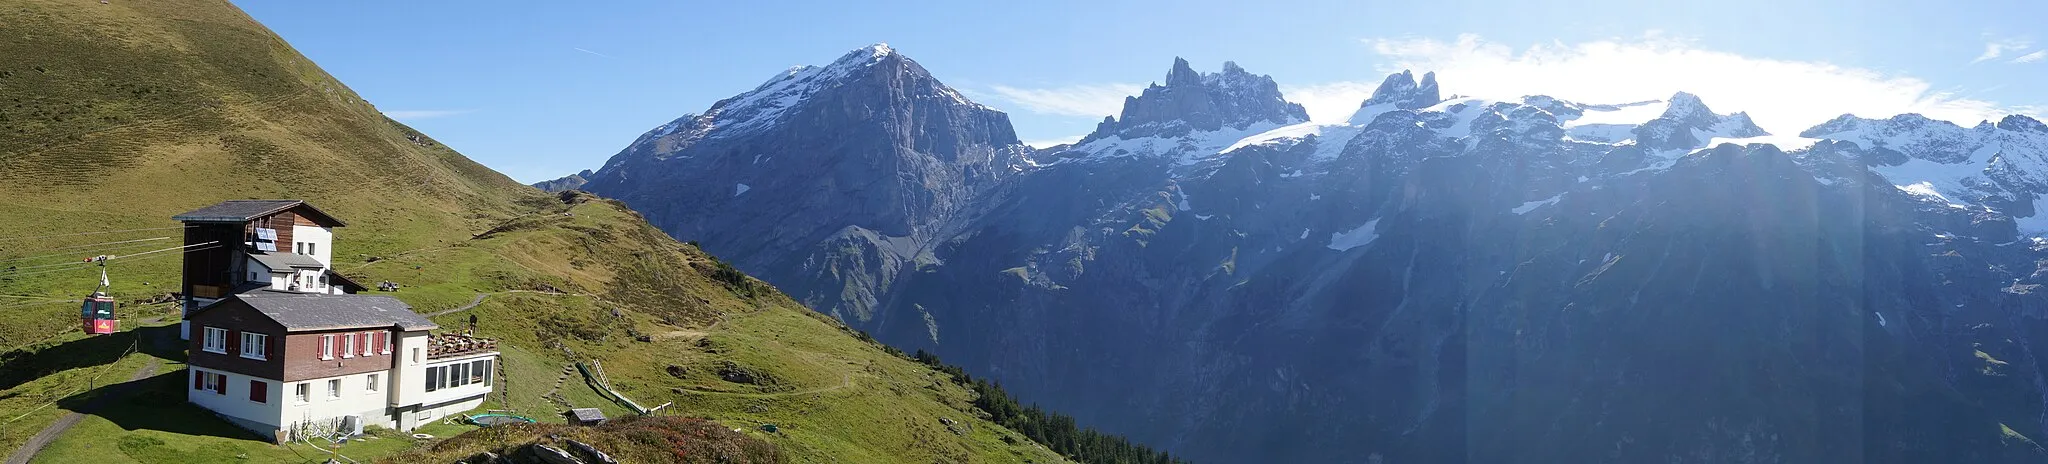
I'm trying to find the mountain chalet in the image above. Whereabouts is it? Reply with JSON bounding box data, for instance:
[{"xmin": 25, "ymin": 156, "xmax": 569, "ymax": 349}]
[{"xmin": 174, "ymin": 200, "xmax": 498, "ymax": 441}]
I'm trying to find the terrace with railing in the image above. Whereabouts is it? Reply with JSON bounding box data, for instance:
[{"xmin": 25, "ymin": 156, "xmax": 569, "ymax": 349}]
[{"xmin": 427, "ymin": 332, "xmax": 497, "ymax": 360}]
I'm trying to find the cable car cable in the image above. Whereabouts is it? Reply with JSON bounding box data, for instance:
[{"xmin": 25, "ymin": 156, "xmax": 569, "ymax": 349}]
[
  {"xmin": 0, "ymin": 224, "xmax": 192, "ymax": 243},
  {"xmin": 0, "ymin": 237, "xmax": 174, "ymax": 264},
  {"xmin": 1, "ymin": 242, "xmax": 223, "ymax": 279}
]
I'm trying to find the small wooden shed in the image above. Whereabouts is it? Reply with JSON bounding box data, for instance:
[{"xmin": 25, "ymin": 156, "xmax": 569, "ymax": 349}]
[{"xmin": 565, "ymin": 408, "xmax": 606, "ymax": 426}]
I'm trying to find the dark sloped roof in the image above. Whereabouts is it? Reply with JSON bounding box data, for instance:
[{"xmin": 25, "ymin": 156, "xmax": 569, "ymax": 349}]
[
  {"xmin": 566, "ymin": 408, "xmax": 606, "ymax": 422},
  {"xmin": 325, "ymin": 270, "xmax": 367, "ymax": 293},
  {"xmin": 173, "ymin": 200, "xmax": 346, "ymax": 226},
  {"xmin": 232, "ymin": 291, "xmax": 437, "ymax": 332},
  {"xmin": 249, "ymin": 252, "xmax": 325, "ymax": 271}
]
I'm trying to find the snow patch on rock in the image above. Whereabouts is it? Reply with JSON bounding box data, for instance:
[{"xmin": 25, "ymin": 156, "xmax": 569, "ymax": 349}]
[
  {"xmin": 1326, "ymin": 219, "xmax": 1381, "ymax": 251},
  {"xmin": 1513, "ymin": 194, "xmax": 1562, "ymax": 215}
]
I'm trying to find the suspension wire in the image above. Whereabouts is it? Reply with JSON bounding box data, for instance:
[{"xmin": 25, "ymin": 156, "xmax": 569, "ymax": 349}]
[
  {"xmin": 104, "ymin": 241, "xmax": 222, "ymax": 261},
  {"xmin": 0, "ymin": 237, "xmax": 174, "ymax": 264},
  {"xmin": 0, "ymin": 242, "xmax": 223, "ymax": 279},
  {"xmin": 0, "ymin": 225, "xmax": 191, "ymax": 242},
  {"xmin": 0, "ymin": 250, "xmax": 209, "ymax": 280},
  {"xmin": 0, "ymin": 250, "xmax": 139, "ymax": 272},
  {"xmin": 3, "ymin": 258, "xmax": 106, "ymax": 273}
]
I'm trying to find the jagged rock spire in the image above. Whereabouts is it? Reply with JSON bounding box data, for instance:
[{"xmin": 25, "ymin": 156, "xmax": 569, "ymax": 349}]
[
  {"xmin": 1360, "ymin": 70, "xmax": 1442, "ymax": 110},
  {"xmin": 1082, "ymin": 58, "xmax": 1309, "ymax": 142}
]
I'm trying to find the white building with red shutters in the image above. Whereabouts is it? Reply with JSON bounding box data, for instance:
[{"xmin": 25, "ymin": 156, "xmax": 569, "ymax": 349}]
[{"xmin": 175, "ymin": 200, "xmax": 498, "ymax": 441}]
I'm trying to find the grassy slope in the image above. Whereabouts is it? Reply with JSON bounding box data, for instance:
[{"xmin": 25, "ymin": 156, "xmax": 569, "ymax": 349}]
[{"xmin": 0, "ymin": 1, "xmax": 1065, "ymax": 462}]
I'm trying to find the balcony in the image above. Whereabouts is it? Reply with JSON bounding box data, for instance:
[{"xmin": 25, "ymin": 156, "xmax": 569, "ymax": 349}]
[{"xmin": 426, "ymin": 333, "xmax": 496, "ymax": 360}]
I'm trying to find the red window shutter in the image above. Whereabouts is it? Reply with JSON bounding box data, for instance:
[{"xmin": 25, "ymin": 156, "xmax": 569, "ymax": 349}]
[
  {"xmin": 194, "ymin": 370, "xmax": 205, "ymax": 390},
  {"xmin": 249, "ymin": 380, "xmax": 266, "ymax": 403},
  {"xmin": 215, "ymin": 373, "xmax": 227, "ymax": 395}
]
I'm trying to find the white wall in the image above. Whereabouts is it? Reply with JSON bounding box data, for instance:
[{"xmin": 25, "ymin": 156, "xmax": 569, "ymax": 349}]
[
  {"xmin": 245, "ymin": 257, "xmax": 274, "ymax": 287},
  {"xmin": 187, "ymin": 367, "xmax": 284, "ymax": 430},
  {"xmin": 278, "ymin": 370, "xmax": 398, "ymax": 431},
  {"xmin": 390, "ymin": 331, "xmax": 430, "ymax": 407},
  {"xmin": 292, "ymin": 225, "xmax": 333, "ymax": 268},
  {"xmin": 415, "ymin": 395, "xmax": 488, "ymax": 426},
  {"xmin": 293, "ymin": 268, "xmax": 327, "ymax": 293},
  {"xmin": 418, "ymin": 352, "xmax": 497, "ymax": 407}
]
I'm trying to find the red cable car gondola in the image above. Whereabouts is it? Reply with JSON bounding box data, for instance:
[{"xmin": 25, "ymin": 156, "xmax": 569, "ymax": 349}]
[{"xmin": 80, "ymin": 256, "xmax": 117, "ymax": 335}]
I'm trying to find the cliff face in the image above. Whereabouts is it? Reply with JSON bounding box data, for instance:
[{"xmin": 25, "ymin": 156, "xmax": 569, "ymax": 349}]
[{"xmin": 581, "ymin": 44, "xmax": 1026, "ymax": 322}]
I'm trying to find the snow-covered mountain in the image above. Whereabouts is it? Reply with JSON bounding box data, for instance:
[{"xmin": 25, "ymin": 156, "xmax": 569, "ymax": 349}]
[{"xmin": 574, "ymin": 45, "xmax": 2048, "ymax": 463}]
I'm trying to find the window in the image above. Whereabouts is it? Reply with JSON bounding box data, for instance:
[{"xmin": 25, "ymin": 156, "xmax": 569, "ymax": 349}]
[
  {"xmin": 342, "ymin": 333, "xmax": 356, "ymax": 358},
  {"xmin": 425, "ymin": 366, "xmax": 442, "ymax": 392},
  {"xmin": 326, "ymin": 379, "xmax": 341, "ymax": 399},
  {"xmin": 361, "ymin": 332, "xmax": 374, "ymax": 357},
  {"xmin": 239, "ymin": 332, "xmax": 268, "ymax": 360},
  {"xmin": 307, "ymin": 242, "xmax": 317, "ymax": 256},
  {"xmin": 453, "ymin": 363, "xmax": 469, "ymax": 387},
  {"xmin": 193, "ymin": 371, "xmax": 226, "ymax": 395},
  {"xmin": 367, "ymin": 373, "xmax": 380, "ymax": 393},
  {"xmin": 248, "ymin": 380, "xmax": 267, "ymax": 403},
  {"xmin": 294, "ymin": 383, "xmax": 309, "ymax": 403},
  {"xmin": 201, "ymin": 327, "xmax": 228, "ymax": 354},
  {"xmin": 411, "ymin": 347, "xmax": 421, "ymax": 365},
  {"xmin": 319, "ymin": 334, "xmax": 334, "ymax": 360},
  {"xmin": 250, "ymin": 271, "xmax": 259, "ymax": 282},
  {"xmin": 253, "ymin": 228, "xmax": 277, "ymax": 252},
  {"xmin": 382, "ymin": 332, "xmax": 392, "ymax": 355},
  {"xmin": 469, "ymin": 360, "xmax": 487, "ymax": 384}
]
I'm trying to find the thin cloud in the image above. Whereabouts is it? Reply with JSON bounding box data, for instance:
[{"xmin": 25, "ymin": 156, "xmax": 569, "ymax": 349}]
[
  {"xmin": 573, "ymin": 47, "xmax": 614, "ymax": 59},
  {"xmin": 1281, "ymin": 82, "xmax": 1382, "ymax": 124},
  {"xmin": 983, "ymin": 83, "xmax": 1143, "ymax": 118},
  {"xmin": 1973, "ymin": 37, "xmax": 2032, "ymax": 64},
  {"xmin": 1334, "ymin": 34, "xmax": 2032, "ymax": 134},
  {"xmin": 2013, "ymin": 50, "xmax": 2048, "ymax": 64},
  {"xmin": 382, "ymin": 109, "xmax": 471, "ymax": 121},
  {"xmin": 1022, "ymin": 135, "xmax": 1084, "ymax": 149}
]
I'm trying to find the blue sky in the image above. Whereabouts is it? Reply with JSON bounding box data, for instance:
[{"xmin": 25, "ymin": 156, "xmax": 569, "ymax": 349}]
[{"xmin": 234, "ymin": 0, "xmax": 2047, "ymax": 183}]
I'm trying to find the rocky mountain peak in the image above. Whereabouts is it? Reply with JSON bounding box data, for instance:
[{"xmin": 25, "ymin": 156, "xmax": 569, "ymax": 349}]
[
  {"xmin": 614, "ymin": 43, "xmax": 992, "ymax": 154},
  {"xmin": 1661, "ymin": 91, "xmax": 1709, "ymax": 120},
  {"xmin": 2000, "ymin": 114, "xmax": 2048, "ymax": 133},
  {"xmin": 1360, "ymin": 70, "xmax": 1442, "ymax": 110},
  {"xmin": 581, "ymin": 42, "xmax": 1023, "ymax": 287},
  {"xmin": 1165, "ymin": 56, "xmax": 1202, "ymax": 87},
  {"xmin": 1632, "ymin": 91, "xmax": 1768, "ymax": 151},
  {"xmin": 1081, "ymin": 58, "xmax": 1308, "ymax": 142},
  {"xmin": 574, "ymin": 47, "xmax": 2048, "ymax": 464}
]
